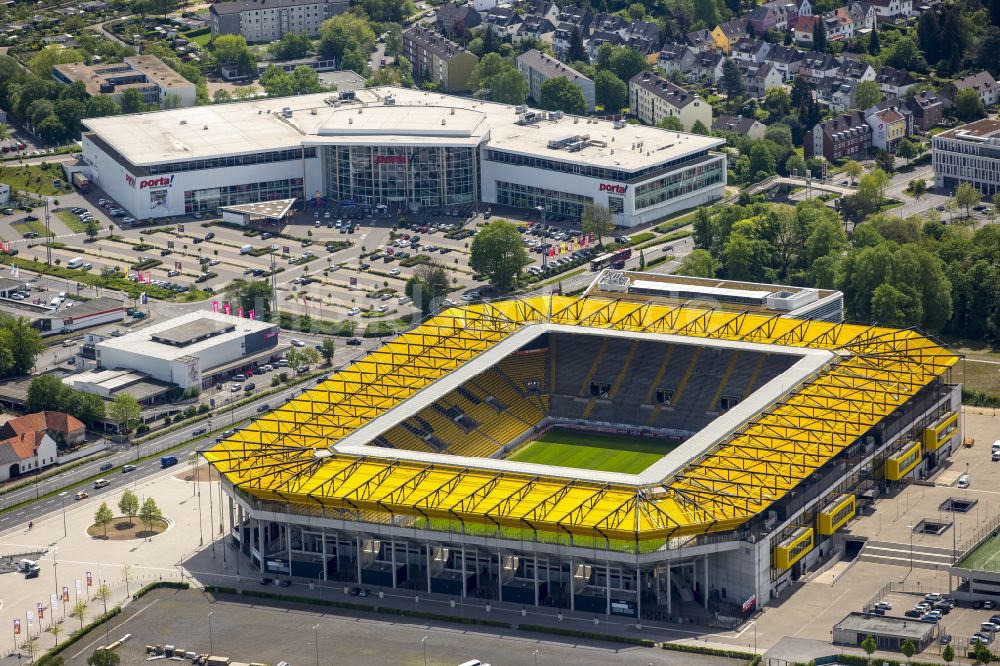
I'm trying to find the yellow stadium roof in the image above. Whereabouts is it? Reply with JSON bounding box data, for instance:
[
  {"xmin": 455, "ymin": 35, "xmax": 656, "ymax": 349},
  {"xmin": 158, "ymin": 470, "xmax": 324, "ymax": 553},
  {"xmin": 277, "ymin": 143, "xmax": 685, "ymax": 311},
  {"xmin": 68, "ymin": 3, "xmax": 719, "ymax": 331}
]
[{"xmin": 204, "ymin": 295, "xmax": 958, "ymax": 542}]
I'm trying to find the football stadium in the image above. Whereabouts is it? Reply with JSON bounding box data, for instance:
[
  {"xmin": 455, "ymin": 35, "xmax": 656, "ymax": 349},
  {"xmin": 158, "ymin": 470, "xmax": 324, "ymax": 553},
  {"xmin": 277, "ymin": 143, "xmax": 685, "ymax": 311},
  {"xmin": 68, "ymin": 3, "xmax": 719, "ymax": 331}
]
[{"xmin": 206, "ymin": 286, "xmax": 961, "ymax": 622}]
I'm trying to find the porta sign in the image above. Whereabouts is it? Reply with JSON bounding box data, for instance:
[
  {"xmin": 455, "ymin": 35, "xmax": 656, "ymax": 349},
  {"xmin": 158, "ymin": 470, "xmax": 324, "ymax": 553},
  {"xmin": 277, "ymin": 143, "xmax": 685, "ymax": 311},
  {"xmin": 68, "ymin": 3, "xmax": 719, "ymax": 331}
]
[
  {"xmin": 126, "ymin": 174, "xmax": 174, "ymax": 189},
  {"xmin": 599, "ymin": 183, "xmax": 627, "ymax": 194}
]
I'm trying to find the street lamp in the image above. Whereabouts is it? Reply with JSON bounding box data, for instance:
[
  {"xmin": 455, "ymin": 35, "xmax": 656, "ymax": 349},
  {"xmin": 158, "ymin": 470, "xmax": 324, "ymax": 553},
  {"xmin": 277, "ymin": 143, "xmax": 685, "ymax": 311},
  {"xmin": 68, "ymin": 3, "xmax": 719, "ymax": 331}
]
[
  {"xmin": 58, "ymin": 491, "xmax": 68, "ymax": 537},
  {"xmin": 313, "ymin": 624, "xmax": 320, "ymax": 666},
  {"xmin": 422, "ymin": 635, "xmax": 428, "ymax": 666},
  {"xmin": 533, "ymin": 648, "xmax": 539, "ymax": 666},
  {"xmin": 208, "ymin": 611, "xmax": 213, "ymax": 655}
]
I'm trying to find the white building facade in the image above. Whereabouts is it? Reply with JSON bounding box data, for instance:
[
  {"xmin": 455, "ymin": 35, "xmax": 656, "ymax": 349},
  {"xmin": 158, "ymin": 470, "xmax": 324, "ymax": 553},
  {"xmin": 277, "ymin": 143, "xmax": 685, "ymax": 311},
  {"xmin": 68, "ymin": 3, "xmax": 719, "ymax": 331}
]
[{"xmin": 81, "ymin": 88, "xmax": 727, "ymax": 227}]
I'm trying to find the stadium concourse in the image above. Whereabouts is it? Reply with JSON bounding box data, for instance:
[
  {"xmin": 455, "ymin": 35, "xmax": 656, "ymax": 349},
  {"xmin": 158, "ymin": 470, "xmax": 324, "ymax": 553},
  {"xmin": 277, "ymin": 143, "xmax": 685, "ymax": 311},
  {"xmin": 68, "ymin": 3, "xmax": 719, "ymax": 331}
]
[{"xmin": 205, "ymin": 294, "xmax": 962, "ymax": 623}]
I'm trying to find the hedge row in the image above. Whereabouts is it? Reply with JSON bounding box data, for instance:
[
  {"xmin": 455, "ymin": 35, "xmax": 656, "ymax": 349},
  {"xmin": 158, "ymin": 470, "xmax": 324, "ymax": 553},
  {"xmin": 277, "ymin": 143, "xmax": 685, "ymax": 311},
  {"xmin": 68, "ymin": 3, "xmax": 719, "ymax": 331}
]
[
  {"xmin": 833, "ymin": 655, "xmax": 951, "ymax": 666},
  {"xmin": 661, "ymin": 642, "xmax": 755, "ymax": 660},
  {"xmin": 132, "ymin": 580, "xmax": 189, "ymax": 601},
  {"xmin": 518, "ymin": 624, "xmax": 655, "ymax": 647},
  {"xmin": 963, "ymin": 387, "xmax": 1000, "ymax": 408},
  {"xmin": 35, "ymin": 607, "xmax": 122, "ymax": 665}
]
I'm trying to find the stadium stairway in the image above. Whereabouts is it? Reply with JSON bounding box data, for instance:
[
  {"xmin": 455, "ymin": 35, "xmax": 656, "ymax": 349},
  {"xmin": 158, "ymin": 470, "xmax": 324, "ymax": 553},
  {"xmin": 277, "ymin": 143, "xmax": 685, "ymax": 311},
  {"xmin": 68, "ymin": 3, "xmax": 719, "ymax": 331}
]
[
  {"xmin": 858, "ymin": 541, "xmax": 956, "ymax": 570},
  {"xmin": 577, "ymin": 338, "xmax": 610, "ymax": 397}
]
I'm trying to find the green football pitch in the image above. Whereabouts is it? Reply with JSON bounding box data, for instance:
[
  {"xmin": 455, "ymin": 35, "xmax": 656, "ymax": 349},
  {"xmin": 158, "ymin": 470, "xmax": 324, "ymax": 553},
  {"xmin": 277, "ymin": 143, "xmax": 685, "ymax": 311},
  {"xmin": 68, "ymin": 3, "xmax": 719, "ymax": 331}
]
[
  {"xmin": 958, "ymin": 531, "xmax": 1000, "ymax": 572},
  {"xmin": 508, "ymin": 426, "xmax": 681, "ymax": 474}
]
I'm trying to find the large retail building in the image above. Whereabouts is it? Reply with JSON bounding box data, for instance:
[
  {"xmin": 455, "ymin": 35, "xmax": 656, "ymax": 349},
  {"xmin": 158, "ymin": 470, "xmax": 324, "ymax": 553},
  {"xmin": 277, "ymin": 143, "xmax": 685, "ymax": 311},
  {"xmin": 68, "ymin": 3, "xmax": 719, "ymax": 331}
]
[{"xmin": 79, "ymin": 87, "xmax": 727, "ymax": 227}]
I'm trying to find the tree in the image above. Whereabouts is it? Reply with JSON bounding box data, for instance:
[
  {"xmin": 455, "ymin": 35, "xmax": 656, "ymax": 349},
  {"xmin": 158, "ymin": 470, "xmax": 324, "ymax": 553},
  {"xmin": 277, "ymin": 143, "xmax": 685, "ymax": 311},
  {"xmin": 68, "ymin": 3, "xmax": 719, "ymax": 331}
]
[
  {"xmin": 907, "ymin": 178, "xmax": 927, "ymax": 199},
  {"xmin": 861, "ymin": 634, "xmax": 876, "ymax": 664},
  {"xmin": 916, "ymin": 10, "xmax": 939, "ymax": 63},
  {"xmin": 749, "ymin": 142, "xmax": 776, "ymax": 181},
  {"xmin": 213, "ymin": 34, "xmax": 250, "ymax": 66},
  {"xmin": 975, "ymin": 640, "xmax": 992, "ymax": 664},
  {"xmin": 690, "ymin": 120, "xmax": 711, "ymax": 135},
  {"xmin": 677, "ymin": 249, "xmax": 716, "ymax": 277},
  {"xmin": 469, "ymin": 220, "xmax": 528, "ymax": 292},
  {"xmin": 657, "ymin": 115, "xmax": 683, "ymax": 131},
  {"xmin": 319, "ymin": 338, "xmax": 336, "ymax": 365},
  {"xmin": 813, "ymin": 19, "xmax": 827, "ymax": 52},
  {"xmin": 108, "ymin": 393, "xmax": 141, "ymax": 438},
  {"xmin": 594, "ymin": 70, "xmax": 627, "ymax": 112},
  {"xmin": 88, "ymin": 648, "xmax": 120, "ymax": 666},
  {"xmin": 873, "ymin": 149, "xmax": 895, "ymax": 175},
  {"xmin": 842, "ymin": 160, "xmax": 863, "ymax": 185},
  {"xmin": 84, "ymin": 95, "xmax": 120, "ymax": 118},
  {"xmin": 36, "ymin": 115, "xmax": 66, "ymax": 144},
  {"xmin": 764, "ymin": 87, "xmax": 792, "ymax": 116},
  {"xmin": 854, "ymin": 80, "xmax": 883, "ymax": 110},
  {"xmin": 582, "ymin": 203, "xmax": 615, "ymax": 246},
  {"xmin": 384, "ymin": 23, "xmax": 403, "ymax": 57},
  {"xmin": 896, "ymin": 138, "xmax": 918, "ymax": 164},
  {"xmin": 84, "ymin": 217, "xmax": 100, "ymax": 241},
  {"xmin": 955, "ymin": 88, "xmax": 987, "ymax": 121},
  {"xmin": 491, "ymin": 69, "xmax": 527, "ymax": 105},
  {"xmin": 567, "ymin": 26, "xmax": 587, "ymax": 63},
  {"xmin": 942, "ymin": 644, "xmax": 954, "ymax": 663},
  {"xmin": 139, "ymin": 496, "xmax": 163, "ymax": 534},
  {"xmin": 236, "ymin": 49, "xmax": 257, "ymax": 78},
  {"xmin": 405, "ymin": 261, "xmax": 450, "ymax": 314},
  {"xmin": 225, "ymin": 279, "xmax": 274, "ymax": 318},
  {"xmin": 693, "ymin": 207, "xmax": 712, "ymax": 249},
  {"xmin": 721, "ymin": 58, "xmax": 744, "ymax": 98},
  {"xmin": 70, "ymin": 598, "xmax": 88, "ymax": 630},
  {"xmin": 119, "ymin": 88, "xmax": 146, "ymax": 114},
  {"xmin": 539, "ymin": 77, "xmax": 587, "ymax": 115},
  {"xmin": 94, "ymin": 501, "xmax": 114, "ymax": 537},
  {"xmin": 0, "ymin": 316, "xmax": 44, "ymax": 375},
  {"xmin": 956, "ymin": 182, "xmax": 983, "ymax": 217},
  {"xmin": 319, "ymin": 13, "xmax": 376, "ymax": 71},
  {"xmin": 118, "ymin": 489, "xmax": 139, "ymax": 525},
  {"xmin": 607, "ymin": 45, "xmax": 647, "ymax": 82},
  {"xmin": 868, "ymin": 28, "xmax": 880, "ymax": 55},
  {"xmin": 900, "ymin": 638, "xmax": 914, "ymax": 664},
  {"xmin": 269, "ymin": 32, "xmax": 311, "ymax": 60}
]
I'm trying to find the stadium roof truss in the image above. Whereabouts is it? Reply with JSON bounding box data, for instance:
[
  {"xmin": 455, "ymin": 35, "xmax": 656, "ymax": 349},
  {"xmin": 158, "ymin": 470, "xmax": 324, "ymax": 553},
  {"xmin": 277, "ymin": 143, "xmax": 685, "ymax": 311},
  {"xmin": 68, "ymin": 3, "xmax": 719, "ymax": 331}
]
[{"xmin": 205, "ymin": 296, "xmax": 958, "ymax": 542}]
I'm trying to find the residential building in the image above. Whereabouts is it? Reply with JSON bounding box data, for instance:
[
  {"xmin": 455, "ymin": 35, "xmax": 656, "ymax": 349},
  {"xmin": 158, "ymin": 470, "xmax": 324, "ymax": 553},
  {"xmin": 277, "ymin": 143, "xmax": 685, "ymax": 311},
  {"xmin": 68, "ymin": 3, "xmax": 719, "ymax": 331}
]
[
  {"xmin": 482, "ymin": 7, "xmax": 521, "ymax": 37},
  {"xmin": 730, "ymin": 37, "xmax": 771, "ymax": 64},
  {"xmin": 0, "ymin": 411, "xmax": 86, "ymax": 448},
  {"xmin": 948, "ymin": 71, "xmax": 1000, "ymax": 108},
  {"xmin": 523, "ymin": 0, "xmax": 560, "ymax": 24},
  {"xmin": 746, "ymin": 4, "xmax": 777, "ymax": 33},
  {"xmin": 552, "ymin": 22, "xmax": 583, "ymax": 55},
  {"xmin": 933, "ymin": 119, "xmax": 1000, "ymax": 195},
  {"xmin": 692, "ymin": 51, "xmax": 726, "ymax": 83},
  {"xmin": 685, "ymin": 29, "xmax": 715, "ymax": 52},
  {"xmin": 658, "ymin": 44, "xmax": 698, "ymax": 77},
  {"xmin": 629, "ymin": 71, "xmax": 712, "ymax": 131},
  {"xmin": 868, "ymin": 0, "xmax": 913, "ymax": 20},
  {"xmin": 52, "ymin": 55, "xmax": 197, "ymax": 108},
  {"xmin": 513, "ymin": 14, "xmax": 554, "ymax": 43},
  {"xmin": 587, "ymin": 30, "xmax": 625, "ymax": 60},
  {"xmin": 209, "ymin": 0, "xmax": 348, "ymax": 41},
  {"xmin": 865, "ymin": 104, "xmax": 909, "ymax": 151},
  {"xmin": 805, "ymin": 111, "xmax": 872, "ymax": 160},
  {"xmin": 798, "ymin": 51, "xmax": 840, "ymax": 84},
  {"xmin": 517, "ymin": 49, "xmax": 595, "ymax": 111},
  {"xmin": 816, "ymin": 78, "xmax": 856, "ymax": 112},
  {"xmin": 436, "ymin": 3, "xmax": 481, "ymax": 34},
  {"xmin": 766, "ymin": 44, "xmax": 804, "ymax": 80},
  {"xmin": 821, "ymin": 7, "xmax": 856, "ymax": 41},
  {"xmin": 403, "ymin": 26, "xmax": 479, "ymax": 92},
  {"xmin": 740, "ymin": 62, "xmax": 783, "ymax": 99},
  {"xmin": 764, "ymin": 0, "xmax": 805, "ymax": 30},
  {"xmin": 0, "ymin": 418, "xmax": 58, "ymax": 482},
  {"xmin": 713, "ymin": 114, "xmax": 767, "ymax": 139},
  {"xmin": 838, "ymin": 60, "xmax": 876, "ymax": 85},
  {"xmin": 906, "ymin": 90, "xmax": 944, "ymax": 132},
  {"xmin": 711, "ymin": 18, "xmax": 748, "ymax": 53},
  {"xmin": 876, "ymin": 66, "xmax": 917, "ymax": 98},
  {"xmin": 793, "ymin": 15, "xmax": 819, "ymax": 45},
  {"xmin": 624, "ymin": 20, "xmax": 661, "ymax": 55},
  {"xmin": 847, "ymin": 2, "xmax": 877, "ymax": 30}
]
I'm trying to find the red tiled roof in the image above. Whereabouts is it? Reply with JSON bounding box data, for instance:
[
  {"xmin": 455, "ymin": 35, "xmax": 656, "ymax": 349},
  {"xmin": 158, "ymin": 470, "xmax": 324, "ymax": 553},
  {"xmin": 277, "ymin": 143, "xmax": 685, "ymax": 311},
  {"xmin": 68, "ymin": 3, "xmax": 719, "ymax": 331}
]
[{"xmin": 1, "ymin": 411, "xmax": 84, "ymax": 439}]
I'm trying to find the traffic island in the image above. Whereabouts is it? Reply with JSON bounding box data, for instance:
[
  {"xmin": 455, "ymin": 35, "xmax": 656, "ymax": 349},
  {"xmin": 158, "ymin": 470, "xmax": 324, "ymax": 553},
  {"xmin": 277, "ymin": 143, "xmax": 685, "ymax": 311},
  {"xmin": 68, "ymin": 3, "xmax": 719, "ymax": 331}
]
[{"xmin": 87, "ymin": 516, "xmax": 169, "ymax": 540}]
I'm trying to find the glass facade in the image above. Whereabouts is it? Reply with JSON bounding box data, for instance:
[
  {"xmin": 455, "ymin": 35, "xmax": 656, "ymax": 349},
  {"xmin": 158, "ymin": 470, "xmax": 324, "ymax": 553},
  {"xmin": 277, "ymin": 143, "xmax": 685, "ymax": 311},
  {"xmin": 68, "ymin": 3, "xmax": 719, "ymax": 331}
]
[
  {"xmin": 324, "ymin": 145, "xmax": 477, "ymax": 207},
  {"xmin": 184, "ymin": 177, "xmax": 304, "ymax": 213},
  {"xmin": 495, "ymin": 181, "xmax": 592, "ymax": 219},
  {"xmin": 633, "ymin": 157, "xmax": 725, "ymax": 211},
  {"xmin": 484, "ymin": 148, "xmax": 713, "ymax": 182},
  {"xmin": 149, "ymin": 147, "xmax": 316, "ymax": 175}
]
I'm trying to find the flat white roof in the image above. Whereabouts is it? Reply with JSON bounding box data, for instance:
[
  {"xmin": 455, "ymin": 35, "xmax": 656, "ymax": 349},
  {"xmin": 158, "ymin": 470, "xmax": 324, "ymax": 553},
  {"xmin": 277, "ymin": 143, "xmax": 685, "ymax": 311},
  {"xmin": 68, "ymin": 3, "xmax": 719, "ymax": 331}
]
[
  {"xmin": 83, "ymin": 86, "xmax": 725, "ymax": 171},
  {"xmin": 96, "ymin": 310, "xmax": 275, "ymax": 361},
  {"xmin": 630, "ymin": 279, "xmax": 774, "ymax": 300}
]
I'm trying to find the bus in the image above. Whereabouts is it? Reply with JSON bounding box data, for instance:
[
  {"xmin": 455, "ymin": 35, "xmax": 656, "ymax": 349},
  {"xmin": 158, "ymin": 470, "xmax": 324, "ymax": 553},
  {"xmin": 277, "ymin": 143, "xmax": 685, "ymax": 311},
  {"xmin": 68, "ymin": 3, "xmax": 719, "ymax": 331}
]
[{"xmin": 590, "ymin": 247, "xmax": 632, "ymax": 271}]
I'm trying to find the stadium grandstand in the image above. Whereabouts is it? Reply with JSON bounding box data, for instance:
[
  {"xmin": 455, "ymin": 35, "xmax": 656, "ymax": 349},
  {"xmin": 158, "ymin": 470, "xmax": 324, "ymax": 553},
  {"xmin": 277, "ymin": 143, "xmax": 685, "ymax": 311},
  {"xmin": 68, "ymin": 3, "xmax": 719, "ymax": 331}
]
[{"xmin": 206, "ymin": 291, "xmax": 961, "ymax": 623}]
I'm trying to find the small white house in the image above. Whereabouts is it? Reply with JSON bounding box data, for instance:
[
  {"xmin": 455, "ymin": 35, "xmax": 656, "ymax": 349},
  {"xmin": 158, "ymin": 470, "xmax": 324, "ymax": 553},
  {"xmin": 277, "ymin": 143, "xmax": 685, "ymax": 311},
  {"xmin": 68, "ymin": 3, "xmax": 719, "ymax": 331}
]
[{"xmin": 0, "ymin": 431, "xmax": 58, "ymax": 482}]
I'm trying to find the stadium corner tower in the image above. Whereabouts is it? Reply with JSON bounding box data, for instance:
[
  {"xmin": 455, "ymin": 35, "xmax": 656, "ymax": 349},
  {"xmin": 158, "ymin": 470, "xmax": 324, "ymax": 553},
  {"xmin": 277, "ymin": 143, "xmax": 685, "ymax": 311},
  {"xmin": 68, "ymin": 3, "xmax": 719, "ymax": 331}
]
[{"xmin": 206, "ymin": 291, "xmax": 960, "ymax": 621}]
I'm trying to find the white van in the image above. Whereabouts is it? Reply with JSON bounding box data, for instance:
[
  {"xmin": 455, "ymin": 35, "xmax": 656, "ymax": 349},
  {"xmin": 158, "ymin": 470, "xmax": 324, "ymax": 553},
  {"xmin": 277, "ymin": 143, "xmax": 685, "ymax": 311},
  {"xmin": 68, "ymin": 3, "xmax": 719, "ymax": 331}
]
[
  {"xmin": 18, "ymin": 559, "xmax": 39, "ymax": 573},
  {"xmin": 957, "ymin": 474, "xmax": 971, "ymax": 489},
  {"xmin": 93, "ymin": 478, "xmax": 110, "ymax": 489},
  {"xmin": 240, "ymin": 244, "xmax": 253, "ymax": 255},
  {"xmin": 66, "ymin": 257, "xmax": 84, "ymax": 269},
  {"xmin": 50, "ymin": 296, "xmax": 63, "ymax": 307}
]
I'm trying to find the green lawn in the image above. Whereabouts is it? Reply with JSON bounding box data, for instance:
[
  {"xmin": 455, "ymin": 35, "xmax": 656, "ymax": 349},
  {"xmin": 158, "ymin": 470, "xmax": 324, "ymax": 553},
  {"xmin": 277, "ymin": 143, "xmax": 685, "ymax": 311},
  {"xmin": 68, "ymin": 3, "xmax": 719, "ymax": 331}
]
[
  {"xmin": 0, "ymin": 164, "xmax": 70, "ymax": 196},
  {"xmin": 56, "ymin": 209, "xmax": 86, "ymax": 233},
  {"xmin": 958, "ymin": 531, "xmax": 1000, "ymax": 572},
  {"xmin": 508, "ymin": 426, "xmax": 680, "ymax": 474},
  {"xmin": 10, "ymin": 218, "xmax": 52, "ymax": 237}
]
